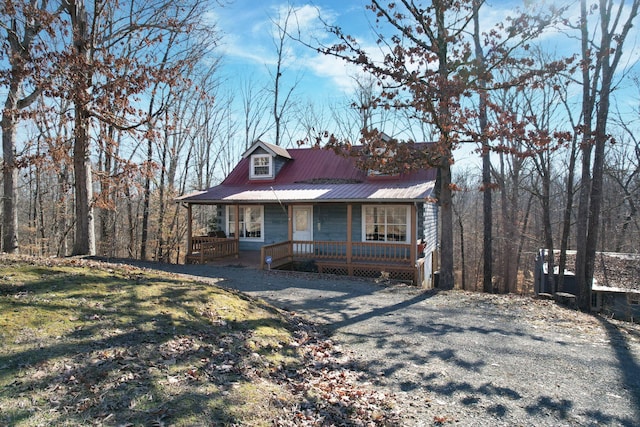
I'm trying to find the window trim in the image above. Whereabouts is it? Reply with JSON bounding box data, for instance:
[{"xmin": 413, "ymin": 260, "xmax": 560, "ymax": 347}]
[
  {"xmin": 226, "ymin": 205, "xmax": 265, "ymax": 242},
  {"xmin": 361, "ymin": 205, "xmax": 410, "ymax": 244},
  {"xmin": 250, "ymin": 154, "xmax": 273, "ymax": 179}
]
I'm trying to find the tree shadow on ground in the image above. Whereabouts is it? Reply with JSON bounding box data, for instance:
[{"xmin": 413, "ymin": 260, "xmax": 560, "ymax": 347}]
[
  {"xmin": 0, "ymin": 263, "xmax": 393, "ymax": 426},
  {"xmin": 96, "ymin": 259, "xmax": 640, "ymax": 426},
  {"xmin": 597, "ymin": 316, "xmax": 640, "ymax": 424}
]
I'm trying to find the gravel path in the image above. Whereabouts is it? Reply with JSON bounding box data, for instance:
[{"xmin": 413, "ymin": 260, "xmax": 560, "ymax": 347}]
[{"xmin": 121, "ymin": 261, "xmax": 640, "ymax": 426}]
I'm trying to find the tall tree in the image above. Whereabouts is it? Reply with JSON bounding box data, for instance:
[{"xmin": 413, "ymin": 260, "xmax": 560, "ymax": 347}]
[
  {"xmin": 269, "ymin": 5, "xmax": 301, "ymax": 146},
  {"xmin": 1, "ymin": 0, "xmax": 59, "ymax": 254},
  {"xmin": 573, "ymin": 0, "xmax": 639, "ymax": 311},
  {"xmin": 313, "ymin": 0, "xmax": 558, "ymax": 289},
  {"xmin": 51, "ymin": 0, "xmax": 216, "ymax": 256},
  {"xmin": 63, "ymin": 0, "xmax": 95, "ymax": 255},
  {"xmin": 472, "ymin": 0, "xmax": 493, "ymax": 293}
]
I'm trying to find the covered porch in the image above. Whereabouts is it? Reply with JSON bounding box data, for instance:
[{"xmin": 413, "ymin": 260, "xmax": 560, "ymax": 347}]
[{"xmin": 183, "ymin": 202, "xmax": 424, "ymax": 284}]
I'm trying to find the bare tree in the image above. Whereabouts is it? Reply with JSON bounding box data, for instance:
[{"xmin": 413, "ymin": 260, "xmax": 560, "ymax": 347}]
[
  {"xmin": 269, "ymin": 5, "xmax": 301, "ymax": 146},
  {"xmin": 1, "ymin": 1, "xmax": 60, "ymax": 254},
  {"xmin": 240, "ymin": 78, "xmax": 271, "ymax": 149},
  {"xmin": 573, "ymin": 0, "xmax": 639, "ymax": 311}
]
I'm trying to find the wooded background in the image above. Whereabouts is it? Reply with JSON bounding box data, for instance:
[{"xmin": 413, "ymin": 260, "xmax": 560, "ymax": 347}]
[{"xmin": 2, "ymin": 1, "xmax": 638, "ymax": 306}]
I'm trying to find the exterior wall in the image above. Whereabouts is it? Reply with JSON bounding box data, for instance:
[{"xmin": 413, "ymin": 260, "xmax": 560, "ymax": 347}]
[
  {"xmin": 219, "ymin": 204, "xmax": 289, "ymax": 251},
  {"xmin": 599, "ymin": 292, "xmax": 640, "ymax": 323},
  {"xmin": 314, "ymin": 204, "xmax": 349, "ymax": 241},
  {"xmin": 423, "ymin": 201, "xmax": 438, "ymax": 253},
  {"xmin": 264, "ymin": 204, "xmax": 289, "ymax": 245},
  {"xmin": 274, "ymin": 156, "xmax": 288, "ymax": 176},
  {"xmin": 221, "ymin": 202, "xmax": 435, "ymax": 255},
  {"xmin": 422, "ymin": 201, "xmax": 438, "ymax": 288}
]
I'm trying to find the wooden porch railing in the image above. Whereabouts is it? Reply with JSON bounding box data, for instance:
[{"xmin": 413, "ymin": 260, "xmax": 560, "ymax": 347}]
[
  {"xmin": 260, "ymin": 240, "xmax": 417, "ymax": 282},
  {"xmin": 186, "ymin": 236, "xmax": 239, "ymax": 264},
  {"xmin": 260, "ymin": 241, "xmax": 293, "ymax": 268}
]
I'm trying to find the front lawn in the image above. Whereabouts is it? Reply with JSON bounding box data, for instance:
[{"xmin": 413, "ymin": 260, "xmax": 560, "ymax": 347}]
[{"xmin": 0, "ymin": 256, "xmax": 397, "ymax": 426}]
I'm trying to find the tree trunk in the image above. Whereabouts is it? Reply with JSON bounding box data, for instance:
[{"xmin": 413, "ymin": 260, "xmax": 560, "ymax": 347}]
[
  {"xmin": 1, "ymin": 106, "xmax": 19, "ymax": 254},
  {"xmin": 558, "ymin": 136, "xmax": 578, "ymax": 292},
  {"xmin": 473, "ymin": 0, "xmax": 493, "ymax": 294},
  {"xmin": 574, "ymin": 0, "xmax": 639, "ymax": 311},
  {"xmin": 541, "ymin": 164, "xmax": 555, "ymax": 294},
  {"xmin": 71, "ymin": 105, "xmax": 96, "ymax": 256},
  {"xmin": 439, "ymin": 162, "xmax": 455, "ymax": 289},
  {"xmin": 68, "ymin": 0, "xmax": 96, "ymax": 256},
  {"xmin": 140, "ymin": 137, "xmax": 153, "ymax": 260},
  {"xmin": 574, "ymin": 0, "xmax": 594, "ymax": 311}
]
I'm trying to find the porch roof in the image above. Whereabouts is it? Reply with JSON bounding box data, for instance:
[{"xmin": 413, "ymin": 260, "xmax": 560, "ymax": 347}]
[{"xmin": 177, "ymin": 180, "xmax": 436, "ymax": 204}]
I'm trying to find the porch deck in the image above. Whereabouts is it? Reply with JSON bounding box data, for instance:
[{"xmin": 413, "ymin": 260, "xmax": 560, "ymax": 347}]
[
  {"xmin": 261, "ymin": 240, "xmax": 420, "ymax": 283},
  {"xmin": 186, "ymin": 237, "xmax": 422, "ymax": 284}
]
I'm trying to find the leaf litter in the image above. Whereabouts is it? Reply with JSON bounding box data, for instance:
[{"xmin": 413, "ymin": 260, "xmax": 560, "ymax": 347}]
[{"xmin": 0, "ymin": 255, "xmax": 400, "ymax": 426}]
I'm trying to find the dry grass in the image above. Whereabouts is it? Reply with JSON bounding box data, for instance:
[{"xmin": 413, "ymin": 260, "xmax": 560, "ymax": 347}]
[{"xmin": 0, "ymin": 256, "xmax": 398, "ymax": 426}]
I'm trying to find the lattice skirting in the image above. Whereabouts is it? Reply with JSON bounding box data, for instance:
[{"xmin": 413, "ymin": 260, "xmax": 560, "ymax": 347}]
[{"xmin": 317, "ymin": 262, "xmax": 416, "ymax": 284}]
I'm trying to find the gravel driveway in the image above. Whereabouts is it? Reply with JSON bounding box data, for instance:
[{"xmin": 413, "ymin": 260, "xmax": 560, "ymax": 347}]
[{"xmin": 125, "ymin": 261, "xmax": 640, "ymax": 426}]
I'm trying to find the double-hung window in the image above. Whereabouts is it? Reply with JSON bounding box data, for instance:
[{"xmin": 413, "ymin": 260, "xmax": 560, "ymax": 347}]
[
  {"xmin": 227, "ymin": 206, "xmax": 264, "ymax": 241},
  {"xmin": 363, "ymin": 205, "xmax": 409, "ymax": 243},
  {"xmin": 250, "ymin": 154, "xmax": 272, "ymax": 179}
]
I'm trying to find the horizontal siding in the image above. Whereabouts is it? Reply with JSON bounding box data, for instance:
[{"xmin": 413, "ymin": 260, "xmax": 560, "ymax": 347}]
[
  {"xmin": 315, "ymin": 204, "xmax": 348, "ymax": 241},
  {"xmin": 423, "ymin": 202, "xmax": 438, "ymax": 253}
]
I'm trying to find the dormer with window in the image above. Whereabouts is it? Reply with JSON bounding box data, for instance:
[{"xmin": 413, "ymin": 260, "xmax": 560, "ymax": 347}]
[
  {"xmin": 242, "ymin": 140, "xmax": 292, "ymax": 181},
  {"xmin": 250, "ymin": 154, "xmax": 273, "ymax": 179}
]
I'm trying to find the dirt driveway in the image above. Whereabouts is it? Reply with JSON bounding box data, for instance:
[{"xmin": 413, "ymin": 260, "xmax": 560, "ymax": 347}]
[{"xmin": 129, "ymin": 261, "xmax": 640, "ymax": 426}]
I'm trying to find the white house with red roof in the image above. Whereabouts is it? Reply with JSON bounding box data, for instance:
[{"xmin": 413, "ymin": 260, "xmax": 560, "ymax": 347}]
[{"xmin": 177, "ymin": 140, "xmax": 439, "ymax": 285}]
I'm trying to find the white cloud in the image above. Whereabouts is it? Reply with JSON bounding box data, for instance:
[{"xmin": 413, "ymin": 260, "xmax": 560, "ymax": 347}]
[{"xmin": 305, "ymin": 53, "xmax": 358, "ymax": 93}]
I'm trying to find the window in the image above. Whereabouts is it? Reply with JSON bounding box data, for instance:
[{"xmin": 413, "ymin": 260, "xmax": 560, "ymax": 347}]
[
  {"xmin": 227, "ymin": 206, "xmax": 264, "ymax": 241},
  {"xmin": 363, "ymin": 205, "xmax": 409, "ymax": 243},
  {"xmin": 250, "ymin": 154, "xmax": 272, "ymax": 179}
]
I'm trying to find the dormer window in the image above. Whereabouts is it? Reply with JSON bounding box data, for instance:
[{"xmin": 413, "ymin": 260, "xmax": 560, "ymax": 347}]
[{"xmin": 250, "ymin": 154, "xmax": 273, "ymax": 179}]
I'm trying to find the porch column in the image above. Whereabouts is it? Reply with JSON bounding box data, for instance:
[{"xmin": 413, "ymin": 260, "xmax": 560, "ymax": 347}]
[
  {"xmin": 187, "ymin": 204, "xmax": 193, "ymax": 255},
  {"xmin": 411, "ymin": 203, "xmax": 418, "ymax": 284},
  {"xmin": 410, "ymin": 203, "xmax": 417, "ymax": 263},
  {"xmin": 347, "ymin": 204, "xmax": 352, "ymax": 274},
  {"xmin": 288, "ymin": 204, "xmax": 293, "ymax": 241},
  {"xmin": 288, "ymin": 204, "xmax": 293, "ymax": 259},
  {"xmin": 234, "ymin": 204, "xmax": 240, "ymax": 240}
]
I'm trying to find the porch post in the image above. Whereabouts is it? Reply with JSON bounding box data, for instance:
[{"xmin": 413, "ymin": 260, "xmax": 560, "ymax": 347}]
[
  {"xmin": 234, "ymin": 204, "xmax": 240, "ymax": 241},
  {"xmin": 347, "ymin": 203, "xmax": 353, "ymax": 275},
  {"xmin": 187, "ymin": 204, "xmax": 193, "ymax": 255},
  {"xmin": 288, "ymin": 205, "xmax": 293, "ymax": 241},
  {"xmin": 288, "ymin": 204, "xmax": 293, "ymax": 259},
  {"xmin": 410, "ymin": 203, "xmax": 418, "ymax": 283}
]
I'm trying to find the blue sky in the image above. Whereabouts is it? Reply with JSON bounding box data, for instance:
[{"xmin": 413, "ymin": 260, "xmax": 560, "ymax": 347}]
[
  {"xmin": 211, "ymin": 0, "xmax": 373, "ymax": 102},
  {"xmin": 206, "ymin": 0, "xmax": 640, "ymax": 158}
]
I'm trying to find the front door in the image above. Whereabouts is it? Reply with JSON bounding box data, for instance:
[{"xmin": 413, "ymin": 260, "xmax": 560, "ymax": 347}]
[{"xmin": 293, "ymin": 206, "xmax": 313, "ymax": 253}]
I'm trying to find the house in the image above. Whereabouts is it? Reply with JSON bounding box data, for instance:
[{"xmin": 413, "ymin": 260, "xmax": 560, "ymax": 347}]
[
  {"xmin": 534, "ymin": 249, "xmax": 640, "ymax": 322},
  {"xmin": 177, "ymin": 140, "xmax": 439, "ymax": 285}
]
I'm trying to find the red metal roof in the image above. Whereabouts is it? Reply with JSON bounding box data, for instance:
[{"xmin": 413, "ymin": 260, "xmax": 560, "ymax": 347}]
[{"xmin": 179, "ymin": 145, "xmax": 437, "ymax": 203}]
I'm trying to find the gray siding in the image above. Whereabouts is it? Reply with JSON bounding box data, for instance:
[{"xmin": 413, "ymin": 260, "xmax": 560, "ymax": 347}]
[
  {"xmin": 314, "ymin": 204, "xmax": 349, "ymax": 241},
  {"xmin": 423, "ymin": 202, "xmax": 438, "ymax": 252},
  {"xmin": 274, "ymin": 156, "xmax": 288, "ymax": 176},
  {"xmin": 422, "ymin": 201, "xmax": 438, "ymax": 288},
  {"xmin": 264, "ymin": 204, "xmax": 289, "ymax": 244},
  {"xmin": 220, "ymin": 202, "xmax": 438, "ymax": 254}
]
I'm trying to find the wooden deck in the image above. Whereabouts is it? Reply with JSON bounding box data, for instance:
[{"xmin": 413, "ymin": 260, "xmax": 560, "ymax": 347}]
[
  {"xmin": 186, "ymin": 237, "xmax": 421, "ymax": 283},
  {"xmin": 261, "ymin": 240, "xmax": 419, "ymax": 283}
]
